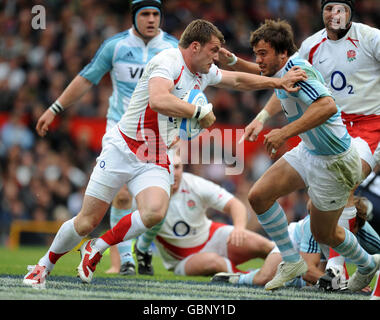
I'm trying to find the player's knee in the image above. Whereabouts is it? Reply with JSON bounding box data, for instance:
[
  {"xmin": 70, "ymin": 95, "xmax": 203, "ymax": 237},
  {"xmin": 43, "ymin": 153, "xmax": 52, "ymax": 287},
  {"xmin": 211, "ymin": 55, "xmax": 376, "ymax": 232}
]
[
  {"xmin": 75, "ymin": 214, "xmax": 101, "ymax": 236},
  {"xmin": 140, "ymin": 204, "xmax": 167, "ymax": 228},
  {"xmin": 248, "ymin": 187, "xmax": 266, "ymax": 211}
]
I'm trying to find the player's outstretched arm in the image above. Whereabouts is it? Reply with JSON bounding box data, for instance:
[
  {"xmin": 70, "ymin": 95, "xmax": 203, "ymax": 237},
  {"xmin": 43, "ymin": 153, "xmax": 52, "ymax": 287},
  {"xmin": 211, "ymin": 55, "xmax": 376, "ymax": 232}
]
[
  {"xmin": 216, "ymin": 66, "xmax": 306, "ymax": 92},
  {"xmin": 36, "ymin": 75, "xmax": 93, "ymax": 137},
  {"xmin": 240, "ymin": 93, "xmax": 282, "ymax": 144},
  {"xmin": 217, "ymin": 48, "xmax": 261, "ymax": 74}
]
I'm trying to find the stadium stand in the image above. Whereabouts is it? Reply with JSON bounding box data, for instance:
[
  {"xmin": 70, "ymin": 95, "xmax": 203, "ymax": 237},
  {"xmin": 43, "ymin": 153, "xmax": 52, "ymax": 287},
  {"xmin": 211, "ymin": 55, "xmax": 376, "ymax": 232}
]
[{"xmin": 0, "ymin": 0, "xmax": 379, "ymax": 247}]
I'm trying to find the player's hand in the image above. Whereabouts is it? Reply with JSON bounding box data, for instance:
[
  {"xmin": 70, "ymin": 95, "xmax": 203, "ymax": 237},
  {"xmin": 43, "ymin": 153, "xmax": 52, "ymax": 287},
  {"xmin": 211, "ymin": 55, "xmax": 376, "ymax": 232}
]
[
  {"xmin": 227, "ymin": 227, "xmax": 246, "ymax": 247},
  {"xmin": 36, "ymin": 109, "xmax": 56, "ymax": 137},
  {"xmin": 361, "ymin": 285, "xmax": 372, "ymax": 293},
  {"xmin": 239, "ymin": 119, "xmax": 264, "ymax": 144},
  {"xmin": 280, "ymin": 66, "xmax": 307, "ymax": 93},
  {"xmin": 263, "ymin": 128, "xmax": 286, "ymax": 159},
  {"xmin": 217, "ymin": 47, "xmax": 235, "ymax": 66},
  {"xmin": 199, "ymin": 111, "xmax": 216, "ymax": 129}
]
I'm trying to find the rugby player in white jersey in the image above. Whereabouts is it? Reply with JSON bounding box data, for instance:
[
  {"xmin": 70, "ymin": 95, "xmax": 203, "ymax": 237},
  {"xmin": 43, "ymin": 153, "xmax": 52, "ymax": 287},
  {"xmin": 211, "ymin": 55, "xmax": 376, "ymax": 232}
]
[
  {"xmin": 132, "ymin": 152, "xmax": 274, "ymax": 276},
  {"xmin": 238, "ymin": 19, "xmax": 380, "ymax": 291},
  {"xmin": 297, "ymin": 0, "xmax": 380, "ymax": 288},
  {"xmin": 26, "ymin": 0, "xmax": 178, "ymax": 278},
  {"xmin": 23, "ymin": 19, "xmax": 306, "ymax": 288}
]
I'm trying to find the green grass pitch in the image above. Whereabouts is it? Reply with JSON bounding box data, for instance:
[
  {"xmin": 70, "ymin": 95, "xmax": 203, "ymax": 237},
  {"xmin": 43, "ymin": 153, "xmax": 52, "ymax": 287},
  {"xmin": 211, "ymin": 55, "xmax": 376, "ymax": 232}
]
[{"xmin": 0, "ymin": 245, "xmax": 376, "ymax": 301}]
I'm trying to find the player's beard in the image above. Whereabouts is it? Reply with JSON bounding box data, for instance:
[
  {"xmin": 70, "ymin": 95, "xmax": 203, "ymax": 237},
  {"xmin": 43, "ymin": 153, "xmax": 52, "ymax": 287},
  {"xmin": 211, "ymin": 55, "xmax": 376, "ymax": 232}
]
[{"xmin": 326, "ymin": 21, "xmax": 352, "ymax": 39}]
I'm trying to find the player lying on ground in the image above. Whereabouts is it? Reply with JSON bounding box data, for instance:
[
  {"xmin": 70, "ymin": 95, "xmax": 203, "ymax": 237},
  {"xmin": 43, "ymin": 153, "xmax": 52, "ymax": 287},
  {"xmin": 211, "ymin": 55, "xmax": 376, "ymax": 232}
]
[
  {"xmin": 212, "ymin": 196, "xmax": 380, "ymax": 293},
  {"xmin": 107, "ymin": 151, "xmax": 275, "ymax": 276}
]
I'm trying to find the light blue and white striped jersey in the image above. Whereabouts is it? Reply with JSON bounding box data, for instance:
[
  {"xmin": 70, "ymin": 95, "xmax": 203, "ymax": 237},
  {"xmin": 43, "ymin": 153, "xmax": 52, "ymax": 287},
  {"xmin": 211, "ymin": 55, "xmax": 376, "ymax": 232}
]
[
  {"xmin": 274, "ymin": 54, "xmax": 351, "ymax": 156},
  {"xmin": 79, "ymin": 28, "xmax": 178, "ymax": 122},
  {"xmin": 290, "ymin": 215, "xmax": 321, "ymax": 254},
  {"xmin": 291, "ymin": 215, "xmax": 380, "ymax": 257}
]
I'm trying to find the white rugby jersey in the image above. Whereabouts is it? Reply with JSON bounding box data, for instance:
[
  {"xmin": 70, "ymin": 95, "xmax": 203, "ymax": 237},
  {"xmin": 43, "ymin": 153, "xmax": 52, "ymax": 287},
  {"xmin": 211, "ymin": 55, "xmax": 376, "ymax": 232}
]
[
  {"xmin": 155, "ymin": 172, "xmax": 233, "ymax": 248},
  {"xmin": 118, "ymin": 47, "xmax": 222, "ymax": 150},
  {"xmin": 299, "ymin": 22, "xmax": 380, "ymax": 116},
  {"xmin": 79, "ymin": 28, "xmax": 178, "ymax": 122}
]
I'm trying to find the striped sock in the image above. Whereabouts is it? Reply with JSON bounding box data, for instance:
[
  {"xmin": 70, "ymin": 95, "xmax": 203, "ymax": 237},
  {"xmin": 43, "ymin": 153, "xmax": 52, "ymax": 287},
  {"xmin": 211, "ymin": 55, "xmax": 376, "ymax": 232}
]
[
  {"xmin": 333, "ymin": 228, "xmax": 376, "ymax": 274},
  {"xmin": 38, "ymin": 217, "xmax": 83, "ymax": 272},
  {"xmin": 257, "ymin": 202, "xmax": 300, "ymax": 263},
  {"xmin": 137, "ymin": 218, "xmax": 165, "ymax": 253},
  {"xmin": 118, "ymin": 239, "xmax": 135, "ymax": 265}
]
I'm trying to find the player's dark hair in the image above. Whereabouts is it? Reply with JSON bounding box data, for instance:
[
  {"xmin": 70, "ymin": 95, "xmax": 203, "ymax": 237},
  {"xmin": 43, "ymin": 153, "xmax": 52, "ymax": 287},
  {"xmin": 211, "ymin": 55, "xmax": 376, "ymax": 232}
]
[
  {"xmin": 249, "ymin": 19, "xmax": 298, "ymax": 56},
  {"xmin": 179, "ymin": 19, "xmax": 225, "ymax": 49}
]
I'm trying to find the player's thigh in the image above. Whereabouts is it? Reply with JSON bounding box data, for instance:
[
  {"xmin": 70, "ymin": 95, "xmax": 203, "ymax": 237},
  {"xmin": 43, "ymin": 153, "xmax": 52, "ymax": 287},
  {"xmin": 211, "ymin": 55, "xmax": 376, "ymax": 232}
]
[
  {"xmin": 248, "ymin": 157, "xmax": 306, "ymax": 208},
  {"xmin": 135, "ymin": 186, "xmax": 170, "ymax": 227},
  {"xmin": 184, "ymin": 252, "xmax": 226, "ymax": 276},
  {"xmin": 228, "ymin": 230, "xmax": 275, "ymax": 264}
]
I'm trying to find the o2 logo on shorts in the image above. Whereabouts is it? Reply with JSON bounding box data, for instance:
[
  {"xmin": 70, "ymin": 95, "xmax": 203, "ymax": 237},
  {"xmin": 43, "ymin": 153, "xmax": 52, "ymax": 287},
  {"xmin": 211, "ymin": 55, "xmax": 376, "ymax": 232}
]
[
  {"xmin": 99, "ymin": 160, "xmax": 106, "ymax": 169},
  {"xmin": 173, "ymin": 221, "xmax": 190, "ymax": 237}
]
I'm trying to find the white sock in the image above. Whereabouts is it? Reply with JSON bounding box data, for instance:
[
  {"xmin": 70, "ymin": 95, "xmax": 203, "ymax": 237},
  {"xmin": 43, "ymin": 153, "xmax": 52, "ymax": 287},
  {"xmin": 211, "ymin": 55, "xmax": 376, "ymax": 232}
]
[{"xmin": 38, "ymin": 217, "xmax": 83, "ymax": 271}]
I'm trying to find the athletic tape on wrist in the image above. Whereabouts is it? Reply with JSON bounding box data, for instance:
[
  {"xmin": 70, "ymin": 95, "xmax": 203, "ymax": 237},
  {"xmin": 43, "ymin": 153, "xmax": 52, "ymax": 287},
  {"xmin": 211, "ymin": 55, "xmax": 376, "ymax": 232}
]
[
  {"xmin": 49, "ymin": 101, "xmax": 64, "ymax": 115},
  {"xmin": 255, "ymin": 109, "xmax": 270, "ymax": 124},
  {"xmin": 227, "ymin": 53, "xmax": 238, "ymax": 66}
]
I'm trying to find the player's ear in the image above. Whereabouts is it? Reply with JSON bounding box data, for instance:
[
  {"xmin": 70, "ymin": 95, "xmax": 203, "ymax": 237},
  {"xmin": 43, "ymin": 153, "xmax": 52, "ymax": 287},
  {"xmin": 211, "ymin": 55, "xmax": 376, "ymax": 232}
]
[
  {"xmin": 279, "ymin": 50, "xmax": 288, "ymax": 59},
  {"xmin": 191, "ymin": 41, "xmax": 201, "ymax": 53}
]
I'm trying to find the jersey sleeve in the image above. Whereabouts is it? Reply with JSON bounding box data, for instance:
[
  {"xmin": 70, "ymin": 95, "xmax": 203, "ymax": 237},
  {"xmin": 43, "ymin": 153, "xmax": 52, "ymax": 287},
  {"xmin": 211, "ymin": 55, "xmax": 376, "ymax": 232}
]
[
  {"xmin": 190, "ymin": 175, "xmax": 234, "ymax": 212},
  {"xmin": 369, "ymin": 27, "xmax": 380, "ymax": 63},
  {"xmin": 79, "ymin": 36, "xmax": 120, "ymax": 85},
  {"xmin": 297, "ymin": 42, "xmax": 308, "ymax": 61},
  {"xmin": 149, "ymin": 51, "xmax": 179, "ymax": 82},
  {"xmin": 205, "ymin": 64, "xmax": 223, "ymax": 86},
  {"xmin": 299, "ymin": 218, "xmax": 321, "ymax": 254},
  {"xmin": 296, "ymin": 65, "xmax": 332, "ymax": 106}
]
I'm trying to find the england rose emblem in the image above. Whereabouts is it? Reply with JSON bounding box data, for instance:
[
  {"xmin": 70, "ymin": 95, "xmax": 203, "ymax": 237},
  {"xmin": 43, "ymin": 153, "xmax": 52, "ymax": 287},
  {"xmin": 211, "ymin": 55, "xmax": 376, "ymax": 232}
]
[{"xmin": 347, "ymin": 50, "xmax": 356, "ymax": 62}]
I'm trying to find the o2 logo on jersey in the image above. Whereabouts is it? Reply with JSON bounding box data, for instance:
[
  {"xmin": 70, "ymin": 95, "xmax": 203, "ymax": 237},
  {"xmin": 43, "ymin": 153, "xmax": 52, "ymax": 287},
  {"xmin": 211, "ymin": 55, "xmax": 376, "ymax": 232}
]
[
  {"xmin": 330, "ymin": 71, "xmax": 354, "ymax": 95},
  {"xmin": 173, "ymin": 221, "xmax": 190, "ymax": 237},
  {"xmin": 99, "ymin": 160, "xmax": 106, "ymax": 169}
]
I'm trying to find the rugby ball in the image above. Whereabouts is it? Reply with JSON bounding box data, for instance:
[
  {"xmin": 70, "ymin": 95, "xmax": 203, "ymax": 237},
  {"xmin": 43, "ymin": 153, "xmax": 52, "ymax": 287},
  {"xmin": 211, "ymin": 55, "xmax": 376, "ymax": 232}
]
[{"xmin": 179, "ymin": 89, "xmax": 208, "ymax": 140}]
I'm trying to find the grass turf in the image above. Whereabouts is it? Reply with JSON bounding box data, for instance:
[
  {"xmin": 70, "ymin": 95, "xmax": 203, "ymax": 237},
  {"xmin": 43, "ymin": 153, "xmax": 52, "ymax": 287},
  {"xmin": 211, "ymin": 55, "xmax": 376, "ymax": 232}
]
[{"xmin": 0, "ymin": 245, "xmax": 376, "ymax": 301}]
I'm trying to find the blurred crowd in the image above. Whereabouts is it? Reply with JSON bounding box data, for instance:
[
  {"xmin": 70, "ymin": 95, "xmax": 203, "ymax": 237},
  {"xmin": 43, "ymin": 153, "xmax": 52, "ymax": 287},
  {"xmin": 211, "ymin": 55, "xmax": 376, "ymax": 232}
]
[{"xmin": 0, "ymin": 0, "xmax": 379, "ymax": 246}]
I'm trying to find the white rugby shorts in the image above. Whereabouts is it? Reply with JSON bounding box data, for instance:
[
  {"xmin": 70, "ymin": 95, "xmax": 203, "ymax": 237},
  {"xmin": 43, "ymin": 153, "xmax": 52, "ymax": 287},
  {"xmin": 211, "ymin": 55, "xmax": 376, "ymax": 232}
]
[
  {"xmin": 85, "ymin": 125, "xmax": 172, "ymax": 203},
  {"xmin": 163, "ymin": 224, "xmax": 233, "ymax": 275},
  {"xmin": 352, "ymin": 136, "xmax": 376, "ymax": 171},
  {"xmin": 283, "ymin": 142, "xmax": 362, "ymax": 211}
]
